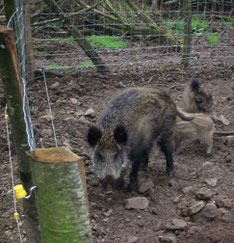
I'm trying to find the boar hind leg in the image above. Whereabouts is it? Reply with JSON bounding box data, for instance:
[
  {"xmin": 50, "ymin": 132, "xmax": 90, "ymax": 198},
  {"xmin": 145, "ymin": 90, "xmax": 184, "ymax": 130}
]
[
  {"xmin": 128, "ymin": 149, "xmax": 150, "ymax": 191},
  {"xmin": 158, "ymin": 136, "xmax": 175, "ymax": 175}
]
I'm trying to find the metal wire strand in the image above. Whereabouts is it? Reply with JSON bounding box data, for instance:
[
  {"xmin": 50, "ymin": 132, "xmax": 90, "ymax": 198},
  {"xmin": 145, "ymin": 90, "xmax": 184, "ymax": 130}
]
[
  {"xmin": 5, "ymin": 106, "xmax": 24, "ymax": 243},
  {"xmin": 41, "ymin": 68, "xmax": 58, "ymax": 147}
]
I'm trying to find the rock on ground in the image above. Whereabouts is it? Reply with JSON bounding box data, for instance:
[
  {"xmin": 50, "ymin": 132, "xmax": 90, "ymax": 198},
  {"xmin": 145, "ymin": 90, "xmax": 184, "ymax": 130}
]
[
  {"xmin": 125, "ymin": 197, "xmax": 149, "ymax": 210},
  {"xmin": 204, "ymin": 178, "xmax": 218, "ymax": 187},
  {"xmin": 188, "ymin": 201, "xmax": 205, "ymax": 216},
  {"xmin": 225, "ymin": 136, "xmax": 234, "ymax": 146},
  {"xmin": 193, "ymin": 202, "xmax": 219, "ymax": 222},
  {"xmin": 165, "ymin": 218, "xmax": 188, "ymax": 231},
  {"xmin": 196, "ymin": 187, "xmax": 214, "ymax": 200},
  {"xmin": 158, "ymin": 234, "xmax": 177, "ymax": 243},
  {"xmin": 138, "ymin": 179, "xmax": 154, "ymax": 193},
  {"xmin": 127, "ymin": 235, "xmax": 138, "ymax": 243}
]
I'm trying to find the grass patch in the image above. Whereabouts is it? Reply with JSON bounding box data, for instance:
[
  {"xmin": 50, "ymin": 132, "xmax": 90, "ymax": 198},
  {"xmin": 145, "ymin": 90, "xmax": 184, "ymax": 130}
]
[
  {"xmin": 47, "ymin": 36, "xmax": 75, "ymax": 43},
  {"xmin": 86, "ymin": 35, "xmax": 129, "ymax": 48},
  {"xmin": 79, "ymin": 61, "xmax": 95, "ymax": 68},
  {"xmin": 205, "ymin": 32, "xmax": 220, "ymax": 44},
  {"xmin": 46, "ymin": 64, "xmax": 69, "ymax": 70},
  {"xmin": 164, "ymin": 15, "xmax": 210, "ymax": 36}
]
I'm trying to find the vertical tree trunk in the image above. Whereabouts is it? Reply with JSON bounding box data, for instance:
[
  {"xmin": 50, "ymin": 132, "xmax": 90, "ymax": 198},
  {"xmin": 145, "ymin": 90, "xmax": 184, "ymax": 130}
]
[
  {"xmin": 28, "ymin": 147, "xmax": 93, "ymax": 243},
  {"xmin": 0, "ymin": 26, "xmax": 41, "ymax": 243},
  {"xmin": 182, "ymin": 0, "xmax": 192, "ymax": 67}
]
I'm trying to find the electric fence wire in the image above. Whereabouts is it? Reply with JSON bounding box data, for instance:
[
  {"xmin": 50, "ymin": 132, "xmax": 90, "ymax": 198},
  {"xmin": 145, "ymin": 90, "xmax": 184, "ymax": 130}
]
[
  {"xmin": 4, "ymin": 106, "xmax": 24, "ymax": 243},
  {"xmin": 41, "ymin": 68, "xmax": 58, "ymax": 147}
]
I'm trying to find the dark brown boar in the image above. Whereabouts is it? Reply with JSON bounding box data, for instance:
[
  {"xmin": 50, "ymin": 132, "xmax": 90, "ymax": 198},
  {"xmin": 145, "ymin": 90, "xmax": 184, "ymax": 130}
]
[{"xmin": 87, "ymin": 87, "xmax": 191, "ymax": 191}]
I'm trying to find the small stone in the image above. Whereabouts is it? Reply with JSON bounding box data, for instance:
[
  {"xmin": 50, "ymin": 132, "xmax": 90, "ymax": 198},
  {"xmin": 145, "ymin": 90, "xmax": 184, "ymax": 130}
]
[
  {"xmin": 217, "ymin": 114, "xmax": 230, "ymax": 126},
  {"xmin": 218, "ymin": 208, "xmax": 232, "ymax": 222},
  {"xmin": 204, "ymin": 178, "xmax": 217, "ymax": 187},
  {"xmin": 84, "ymin": 108, "xmax": 95, "ymax": 117},
  {"xmin": 125, "ymin": 197, "xmax": 149, "ymax": 210},
  {"xmin": 158, "ymin": 234, "xmax": 177, "ymax": 243},
  {"xmin": 138, "ymin": 179, "xmax": 154, "ymax": 193},
  {"xmin": 127, "ymin": 235, "xmax": 138, "ymax": 243},
  {"xmin": 103, "ymin": 209, "xmax": 113, "ymax": 217},
  {"xmin": 51, "ymin": 81, "xmax": 59, "ymax": 89},
  {"xmin": 165, "ymin": 218, "xmax": 188, "ymax": 231},
  {"xmin": 225, "ymin": 136, "xmax": 234, "ymax": 146},
  {"xmin": 188, "ymin": 201, "xmax": 205, "ymax": 216},
  {"xmin": 41, "ymin": 128, "xmax": 53, "ymax": 137},
  {"xmin": 202, "ymin": 161, "xmax": 214, "ymax": 167},
  {"xmin": 78, "ymin": 116, "xmax": 91, "ymax": 125},
  {"xmin": 168, "ymin": 178, "xmax": 177, "ymax": 187},
  {"xmin": 173, "ymin": 195, "xmax": 182, "ymax": 203},
  {"xmin": 196, "ymin": 187, "xmax": 214, "ymax": 200},
  {"xmin": 70, "ymin": 98, "xmax": 79, "ymax": 104},
  {"xmin": 187, "ymin": 226, "xmax": 200, "ymax": 235},
  {"xmin": 216, "ymin": 198, "xmax": 233, "ymax": 209},
  {"xmin": 182, "ymin": 186, "xmax": 194, "ymax": 194},
  {"xmin": 195, "ymin": 202, "xmax": 219, "ymax": 221},
  {"xmin": 75, "ymin": 111, "xmax": 83, "ymax": 117},
  {"xmin": 39, "ymin": 114, "xmax": 52, "ymax": 122}
]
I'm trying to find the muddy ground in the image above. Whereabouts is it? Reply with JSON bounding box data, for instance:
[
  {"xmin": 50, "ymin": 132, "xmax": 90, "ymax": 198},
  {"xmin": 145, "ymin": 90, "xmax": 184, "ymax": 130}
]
[{"xmin": 1, "ymin": 40, "xmax": 234, "ymax": 243}]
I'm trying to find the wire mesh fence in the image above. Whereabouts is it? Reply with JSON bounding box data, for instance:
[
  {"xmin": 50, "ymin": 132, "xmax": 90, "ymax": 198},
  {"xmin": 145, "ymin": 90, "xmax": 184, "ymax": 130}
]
[
  {"xmin": 0, "ymin": 0, "xmax": 233, "ymax": 73},
  {"xmin": 27, "ymin": 0, "xmax": 234, "ymax": 73}
]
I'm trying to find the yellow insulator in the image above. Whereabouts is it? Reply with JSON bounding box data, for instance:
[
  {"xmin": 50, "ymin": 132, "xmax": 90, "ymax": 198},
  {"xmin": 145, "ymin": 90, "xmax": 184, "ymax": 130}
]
[
  {"xmin": 5, "ymin": 114, "xmax": 8, "ymax": 119},
  {"xmin": 14, "ymin": 184, "xmax": 27, "ymax": 199},
  {"xmin": 14, "ymin": 212, "xmax": 20, "ymax": 219}
]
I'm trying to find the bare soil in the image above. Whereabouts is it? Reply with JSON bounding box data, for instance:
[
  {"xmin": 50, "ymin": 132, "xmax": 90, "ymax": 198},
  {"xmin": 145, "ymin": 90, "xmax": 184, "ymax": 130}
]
[{"xmin": 0, "ymin": 42, "xmax": 234, "ymax": 243}]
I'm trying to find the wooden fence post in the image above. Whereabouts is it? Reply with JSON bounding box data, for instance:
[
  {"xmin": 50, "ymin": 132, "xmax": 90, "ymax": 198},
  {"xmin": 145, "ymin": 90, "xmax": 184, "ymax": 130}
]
[
  {"xmin": 0, "ymin": 26, "xmax": 40, "ymax": 243},
  {"xmin": 28, "ymin": 147, "xmax": 93, "ymax": 243},
  {"xmin": 4, "ymin": 0, "xmax": 35, "ymax": 82},
  {"xmin": 182, "ymin": 0, "xmax": 192, "ymax": 67}
]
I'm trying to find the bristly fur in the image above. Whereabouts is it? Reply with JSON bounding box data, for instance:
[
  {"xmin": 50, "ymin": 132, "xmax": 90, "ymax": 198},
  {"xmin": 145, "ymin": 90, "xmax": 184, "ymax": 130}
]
[
  {"xmin": 87, "ymin": 87, "xmax": 185, "ymax": 191},
  {"xmin": 175, "ymin": 112, "xmax": 215, "ymax": 155}
]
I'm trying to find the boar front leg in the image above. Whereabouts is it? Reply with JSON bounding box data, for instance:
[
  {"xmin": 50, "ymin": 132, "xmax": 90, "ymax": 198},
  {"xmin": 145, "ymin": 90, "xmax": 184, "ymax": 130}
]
[{"xmin": 128, "ymin": 148, "xmax": 150, "ymax": 191}]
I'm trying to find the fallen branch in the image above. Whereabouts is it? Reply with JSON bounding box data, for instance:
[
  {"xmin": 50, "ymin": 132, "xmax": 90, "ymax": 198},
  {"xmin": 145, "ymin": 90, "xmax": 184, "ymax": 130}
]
[{"xmin": 214, "ymin": 131, "xmax": 234, "ymax": 136}]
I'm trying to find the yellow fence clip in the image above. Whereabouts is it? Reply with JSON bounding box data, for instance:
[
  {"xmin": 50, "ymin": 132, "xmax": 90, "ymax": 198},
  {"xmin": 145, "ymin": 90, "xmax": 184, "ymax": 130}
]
[
  {"xmin": 14, "ymin": 212, "xmax": 20, "ymax": 219},
  {"xmin": 14, "ymin": 184, "xmax": 27, "ymax": 199}
]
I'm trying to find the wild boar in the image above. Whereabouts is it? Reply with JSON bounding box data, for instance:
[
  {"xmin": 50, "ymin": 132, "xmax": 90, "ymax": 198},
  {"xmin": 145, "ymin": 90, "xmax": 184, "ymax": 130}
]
[
  {"xmin": 175, "ymin": 112, "xmax": 215, "ymax": 155},
  {"xmin": 182, "ymin": 79, "xmax": 213, "ymax": 115},
  {"xmin": 87, "ymin": 87, "xmax": 192, "ymax": 191}
]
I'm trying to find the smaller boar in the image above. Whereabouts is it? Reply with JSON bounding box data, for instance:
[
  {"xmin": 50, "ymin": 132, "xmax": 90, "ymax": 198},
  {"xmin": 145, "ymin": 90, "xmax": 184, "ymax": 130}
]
[
  {"xmin": 175, "ymin": 112, "xmax": 215, "ymax": 155},
  {"xmin": 182, "ymin": 79, "xmax": 213, "ymax": 115}
]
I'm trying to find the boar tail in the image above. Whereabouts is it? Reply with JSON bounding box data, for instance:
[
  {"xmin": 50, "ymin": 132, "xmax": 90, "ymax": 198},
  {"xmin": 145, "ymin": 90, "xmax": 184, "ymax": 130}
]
[{"xmin": 176, "ymin": 109, "xmax": 194, "ymax": 121}]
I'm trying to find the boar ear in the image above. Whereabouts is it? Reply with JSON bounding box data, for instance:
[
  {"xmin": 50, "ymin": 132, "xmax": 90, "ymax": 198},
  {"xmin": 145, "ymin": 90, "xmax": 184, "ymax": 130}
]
[
  {"xmin": 87, "ymin": 126, "xmax": 102, "ymax": 147},
  {"xmin": 190, "ymin": 80, "xmax": 200, "ymax": 93},
  {"xmin": 114, "ymin": 125, "xmax": 128, "ymax": 145}
]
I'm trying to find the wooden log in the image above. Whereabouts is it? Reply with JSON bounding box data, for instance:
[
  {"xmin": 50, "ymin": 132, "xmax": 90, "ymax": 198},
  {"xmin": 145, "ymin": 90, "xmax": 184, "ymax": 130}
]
[
  {"xmin": 28, "ymin": 147, "xmax": 93, "ymax": 243},
  {"xmin": 0, "ymin": 25, "xmax": 40, "ymax": 243}
]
